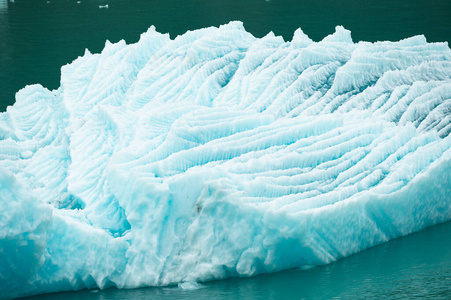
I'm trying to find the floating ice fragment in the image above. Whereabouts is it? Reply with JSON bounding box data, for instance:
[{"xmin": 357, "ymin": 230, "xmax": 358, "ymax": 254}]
[
  {"xmin": 178, "ymin": 282, "xmax": 206, "ymax": 290},
  {"xmin": 0, "ymin": 21, "xmax": 450, "ymax": 300}
]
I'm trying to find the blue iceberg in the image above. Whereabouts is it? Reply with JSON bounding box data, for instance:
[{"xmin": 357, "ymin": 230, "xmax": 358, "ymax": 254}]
[{"xmin": 1, "ymin": 22, "xmax": 451, "ymax": 299}]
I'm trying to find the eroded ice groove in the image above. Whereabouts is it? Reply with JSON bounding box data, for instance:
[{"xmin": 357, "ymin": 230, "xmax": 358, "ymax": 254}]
[{"xmin": 1, "ymin": 22, "xmax": 451, "ymax": 299}]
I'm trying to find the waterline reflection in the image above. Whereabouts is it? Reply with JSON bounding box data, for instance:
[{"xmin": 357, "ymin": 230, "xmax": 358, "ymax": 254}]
[{"xmin": 0, "ymin": 0, "xmax": 7, "ymax": 13}]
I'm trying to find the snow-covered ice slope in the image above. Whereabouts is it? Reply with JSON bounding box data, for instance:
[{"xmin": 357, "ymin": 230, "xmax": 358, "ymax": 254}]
[{"xmin": 1, "ymin": 22, "xmax": 451, "ymax": 299}]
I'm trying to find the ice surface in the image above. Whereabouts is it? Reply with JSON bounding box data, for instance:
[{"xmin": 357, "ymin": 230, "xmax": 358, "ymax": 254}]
[{"xmin": 1, "ymin": 22, "xmax": 451, "ymax": 299}]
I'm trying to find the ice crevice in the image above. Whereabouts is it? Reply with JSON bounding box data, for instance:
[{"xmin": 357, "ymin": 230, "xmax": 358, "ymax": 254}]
[{"xmin": 0, "ymin": 21, "xmax": 451, "ymax": 299}]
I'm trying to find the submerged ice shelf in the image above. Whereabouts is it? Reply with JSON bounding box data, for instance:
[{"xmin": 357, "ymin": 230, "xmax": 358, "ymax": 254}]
[{"xmin": 1, "ymin": 21, "xmax": 451, "ymax": 299}]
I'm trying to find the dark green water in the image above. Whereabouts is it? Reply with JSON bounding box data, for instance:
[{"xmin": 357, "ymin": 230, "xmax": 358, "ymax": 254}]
[
  {"xmin": 1, "ymin": 0, "xmax": 451, "ymax": 111},
  {"xmin": 25, "ymin": 221, "xmax": 451, "ymax": 299}
]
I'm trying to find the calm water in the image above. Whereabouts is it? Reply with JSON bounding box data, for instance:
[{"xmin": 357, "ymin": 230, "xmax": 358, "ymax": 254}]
[
  {"xmin": 1, "ymin": 0, "xmax": 451, "ymax": 111},
  {"xmin": 25, "ymin": 221, "xmax": 451, "ymax": 300}
]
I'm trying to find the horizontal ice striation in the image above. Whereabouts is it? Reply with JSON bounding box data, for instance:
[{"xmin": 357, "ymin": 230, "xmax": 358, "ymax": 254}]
[{"xmin": 1, "ymin": 21, "xmax": 451, "ymax": 299}]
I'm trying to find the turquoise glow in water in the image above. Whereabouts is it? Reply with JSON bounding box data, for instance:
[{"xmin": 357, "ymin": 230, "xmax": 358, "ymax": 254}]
[
  {"xmin": 24, "ymin": 221, "xmax": 451, "ymax": 299},
  {"xmin": 1, "ymin": 0, "xmax": 450, "ymax": 111}
]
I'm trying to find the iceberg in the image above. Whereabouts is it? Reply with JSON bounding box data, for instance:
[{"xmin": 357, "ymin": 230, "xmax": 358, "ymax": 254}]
[{"xmin": 1, "ymin": 21, "xmax": 451, "ymax": 299}]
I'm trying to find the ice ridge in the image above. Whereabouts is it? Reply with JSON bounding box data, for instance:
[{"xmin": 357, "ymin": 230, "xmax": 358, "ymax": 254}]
[{"xmin": 1, "ymin": 21, "xmax": 451, "ymax": 299}]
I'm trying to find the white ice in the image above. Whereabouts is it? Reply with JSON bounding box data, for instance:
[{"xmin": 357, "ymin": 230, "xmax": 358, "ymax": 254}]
[{"xmin": 0, "ymin": 22, "xmax": 450, "ymax": 299}]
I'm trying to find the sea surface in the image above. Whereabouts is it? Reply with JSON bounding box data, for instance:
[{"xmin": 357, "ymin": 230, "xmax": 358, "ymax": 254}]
[
  {"xmin": 1, "ymin": 0, "xmax": 451, "ymax": 111},
  {"xmin": 25, "ymin": 221, "xmax": 451, "ymax": 299},
  {"xmin": 2, "ymin": 1, "xmax": 451, "ymax": 299}
]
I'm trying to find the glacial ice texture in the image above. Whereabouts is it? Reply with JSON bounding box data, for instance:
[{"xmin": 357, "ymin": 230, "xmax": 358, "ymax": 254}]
[{"xmin": 1, "ymin": 22, "xmax": 451, "ymax": 299}]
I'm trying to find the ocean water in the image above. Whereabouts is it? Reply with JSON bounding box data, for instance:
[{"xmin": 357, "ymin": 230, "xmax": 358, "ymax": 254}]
[
  {"xmin": 0, "ymin": 0, "xmax": 450, "ymax": 111},
  {"xmin": 24, "ymin": 221, "xmax": 451, "ymax": 299}
]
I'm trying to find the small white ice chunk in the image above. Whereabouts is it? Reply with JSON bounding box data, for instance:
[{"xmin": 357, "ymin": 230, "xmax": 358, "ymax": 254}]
[
  {"xmin": 178, "ymin": 282, "xmax": 205, "ymax": 290},
  {"xmin": 20, "ymin": 150, "xmax": 33, "ymax": 159}
]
